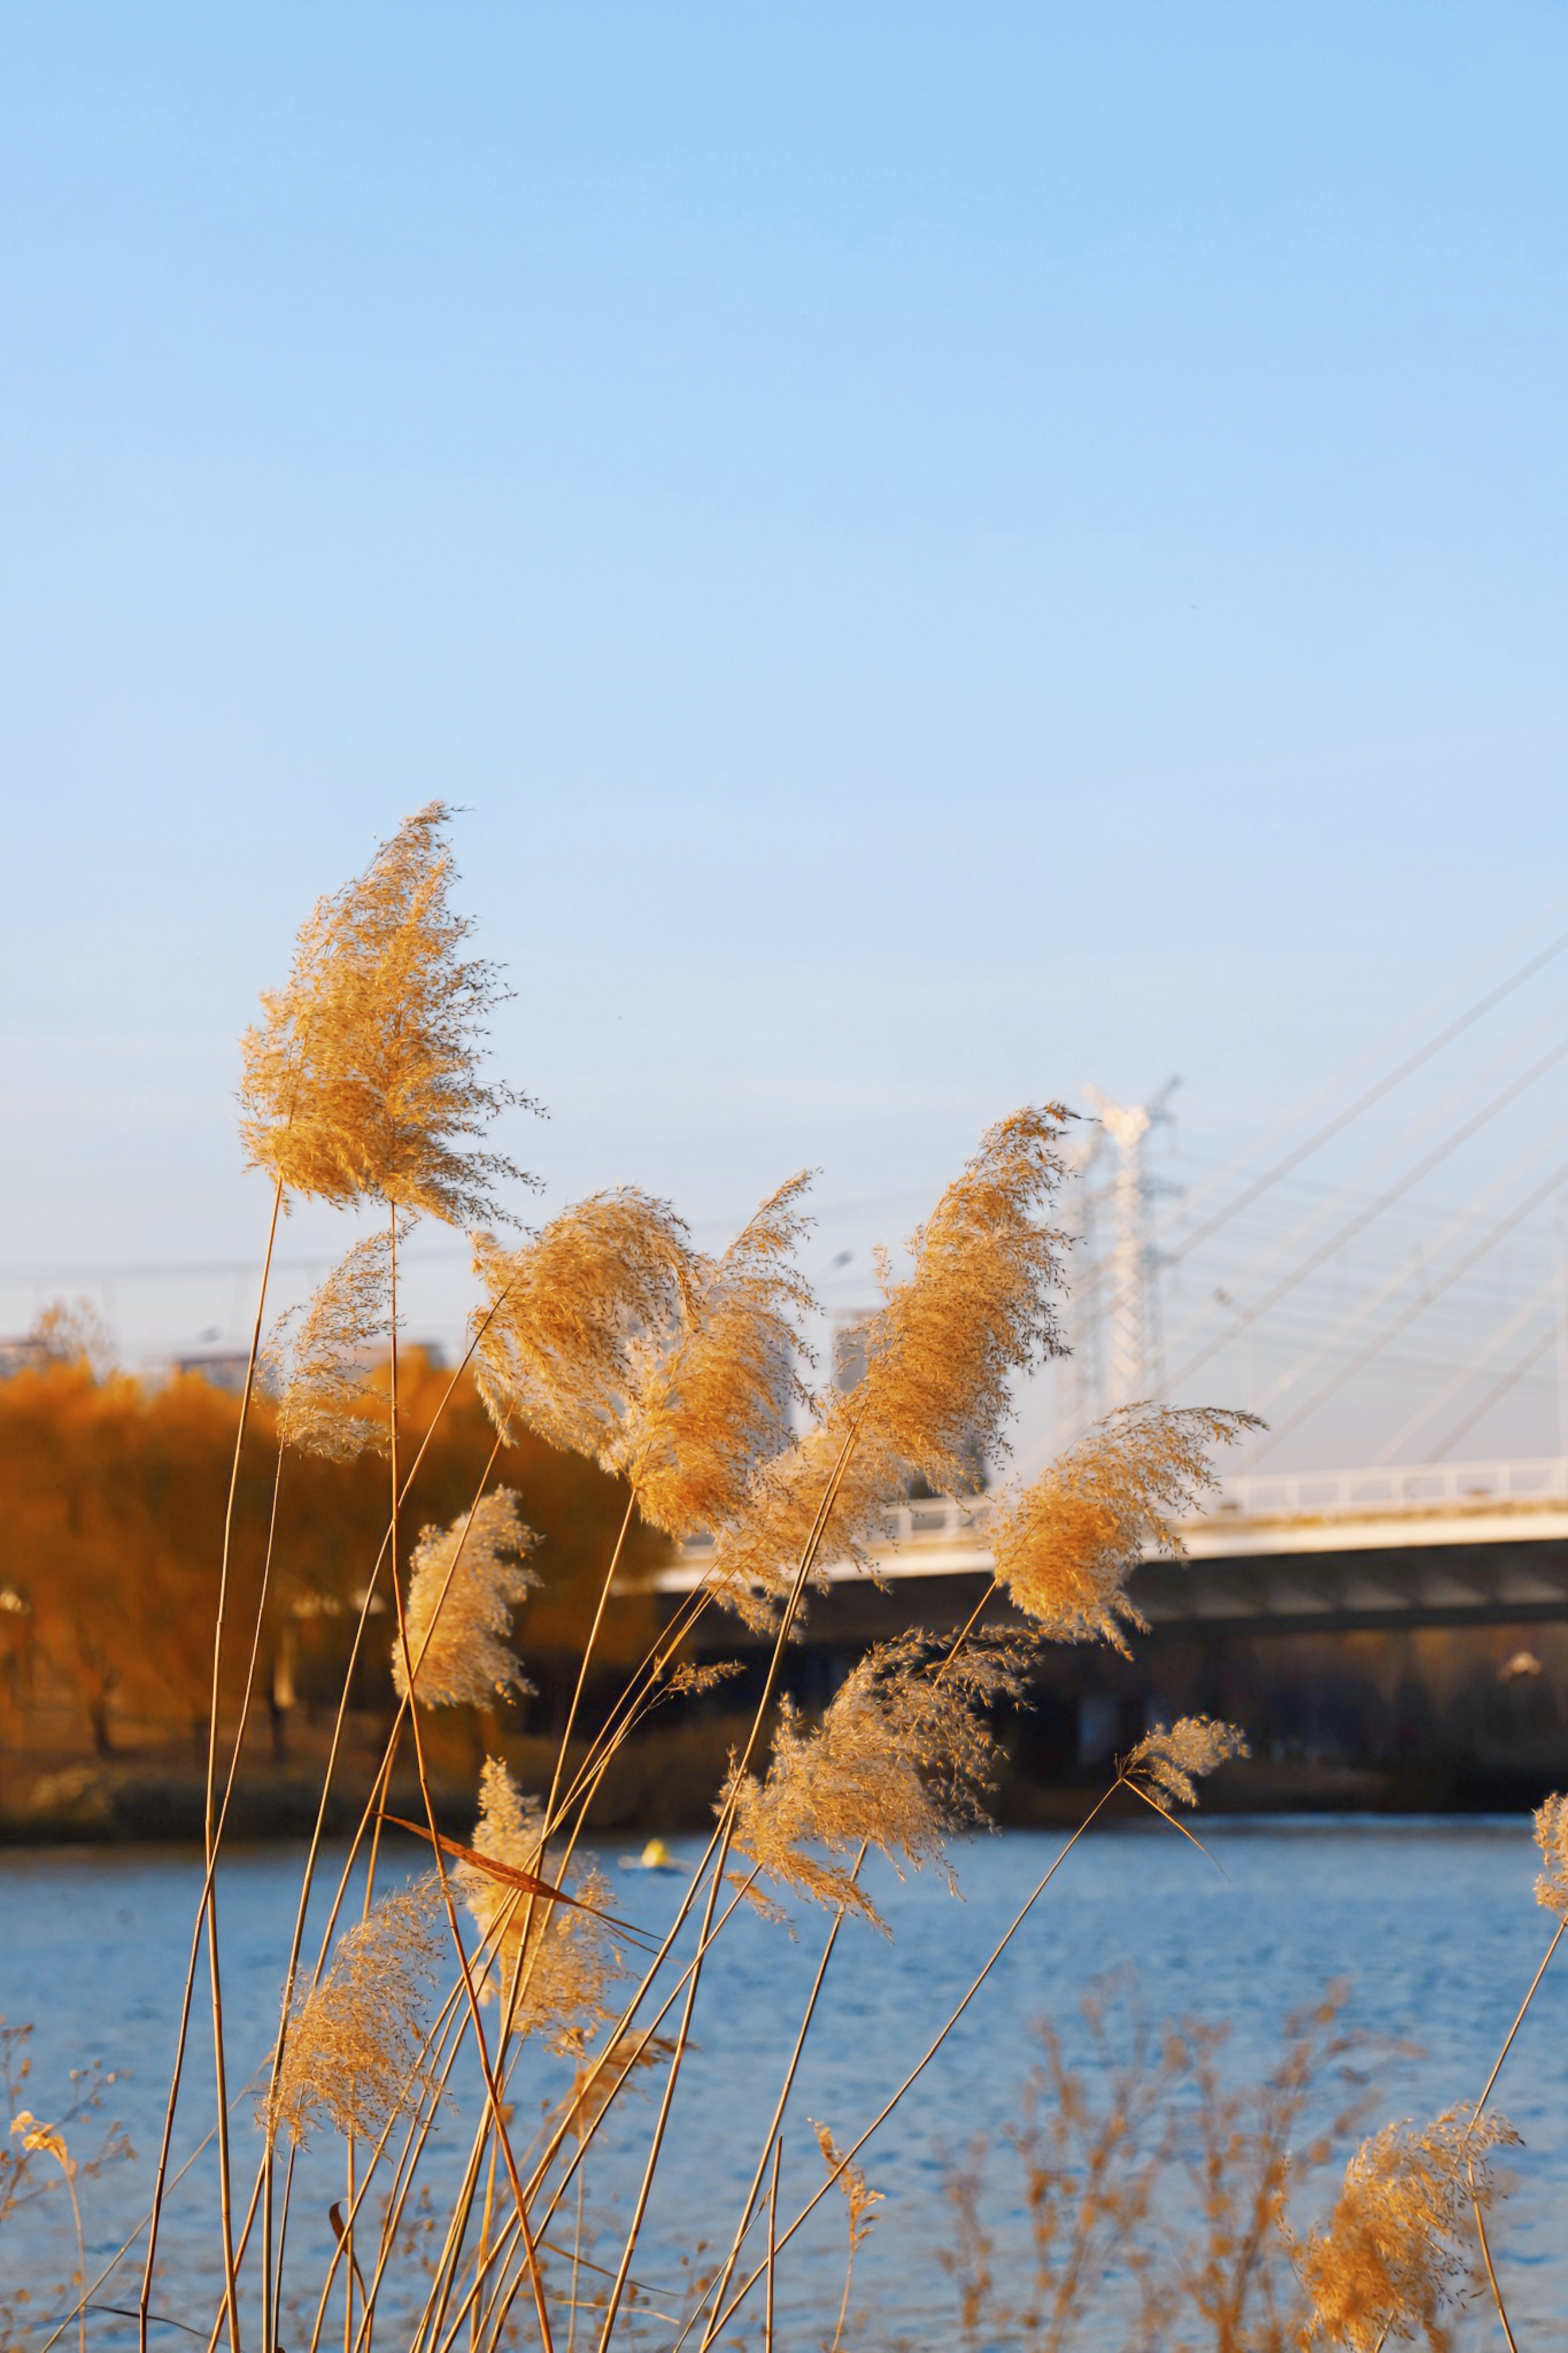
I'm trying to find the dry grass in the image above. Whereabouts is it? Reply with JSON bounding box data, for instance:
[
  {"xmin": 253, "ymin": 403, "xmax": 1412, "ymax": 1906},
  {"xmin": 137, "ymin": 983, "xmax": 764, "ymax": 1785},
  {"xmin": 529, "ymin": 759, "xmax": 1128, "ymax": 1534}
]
[
  {"xmin": 991, "ymin": 1403, "xmax": 1260, "ymax": 1649},
  {"xmin": 13, "ymin": 805, "xmax": 1555, "ymax": 2353},
  {"xmin": 264, "ymin": 1881, "xmax": 443, "ymax": 2148},
  {"xmin": 392, "ymin": 1490, "xmax": 540, "ymax": 1709}
]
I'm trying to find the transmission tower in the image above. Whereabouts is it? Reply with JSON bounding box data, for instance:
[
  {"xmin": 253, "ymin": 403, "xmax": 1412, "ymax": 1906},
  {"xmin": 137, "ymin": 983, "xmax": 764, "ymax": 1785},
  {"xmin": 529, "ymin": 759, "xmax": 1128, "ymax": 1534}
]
[{"xmin": 1083, "ymin": 1081, "xmax": 1178, "ymax": 1408}]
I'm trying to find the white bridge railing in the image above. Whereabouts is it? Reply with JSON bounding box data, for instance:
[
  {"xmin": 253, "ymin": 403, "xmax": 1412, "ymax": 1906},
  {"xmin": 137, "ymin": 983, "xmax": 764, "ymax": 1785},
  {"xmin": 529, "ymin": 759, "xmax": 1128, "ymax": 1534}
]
[
  {"xmin": 674, "ymin": 1459, "xmax": 1568, "ymax": 1579},
  {"xmin": 1209, "ymin": 1456, "xmax": 1568, "ymax": 1522}
]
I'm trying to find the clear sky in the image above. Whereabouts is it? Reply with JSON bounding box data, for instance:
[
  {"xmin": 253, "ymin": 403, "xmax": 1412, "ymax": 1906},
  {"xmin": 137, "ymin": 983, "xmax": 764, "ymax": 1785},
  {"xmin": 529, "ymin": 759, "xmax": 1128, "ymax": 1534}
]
[{"xmin": 3, "ymin": 5, "xmax": 1565, "ymax": 1459}]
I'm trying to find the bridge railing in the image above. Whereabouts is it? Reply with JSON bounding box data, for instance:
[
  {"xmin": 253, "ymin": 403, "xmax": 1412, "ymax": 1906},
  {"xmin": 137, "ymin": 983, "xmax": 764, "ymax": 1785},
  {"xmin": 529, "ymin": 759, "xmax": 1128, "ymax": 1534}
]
[
  {"xmin": 677, "ymin": 1493, "xmax": 986, "ymax": 1560},
  {"xmin": 1207, "ymin": 1456, "xmax": 1568, "ymax": 1523},
  {"xmin": 673, "ymin": 1459, "xmax": 1568, "ymax": 1578}
]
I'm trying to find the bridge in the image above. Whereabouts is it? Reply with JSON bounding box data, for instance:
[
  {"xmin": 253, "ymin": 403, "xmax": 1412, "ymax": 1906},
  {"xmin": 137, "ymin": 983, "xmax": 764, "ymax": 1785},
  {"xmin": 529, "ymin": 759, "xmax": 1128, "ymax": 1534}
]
[{"xmin": 663, "ymin": 1456, "xmax": 1568, "ymax": 1641}]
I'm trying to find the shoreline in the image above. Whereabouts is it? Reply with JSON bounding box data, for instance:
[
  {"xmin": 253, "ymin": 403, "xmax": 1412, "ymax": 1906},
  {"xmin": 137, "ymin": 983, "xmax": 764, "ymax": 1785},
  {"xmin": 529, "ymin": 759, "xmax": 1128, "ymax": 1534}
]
[{"xmin": 2, "ymin": 1742, "xmax": 1559, "ymax": 1846}]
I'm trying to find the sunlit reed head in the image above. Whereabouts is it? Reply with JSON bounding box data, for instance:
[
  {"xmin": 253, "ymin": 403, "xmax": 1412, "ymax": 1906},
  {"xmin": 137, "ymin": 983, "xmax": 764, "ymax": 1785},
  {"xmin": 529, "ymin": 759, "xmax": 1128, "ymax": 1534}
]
[
  {"xmin": 1293, "ymin": 2104, "xmax": 1516, "ymax": 2351},
  {"xmin": 728, "ymin": 1629, "xmax": 1037, "ymax": 1929},
  {"xmin": 706, "ymin": 1107, "xmax": 1069, "ymax": 1625},
  {"xmin": 1533, "ymin": 1789, "xmax": 1568, "ymax": 1916},
  {"xmin": 240, "ymin": 802, "xmax": 530, "ymax": 1224},
  {"xmin": 470, "ymin": 1189, "xmax": 697, "ymax": 1458},
  {"xmin": 1123, "ymin": 1716, "xmax": 1249, "ymax": 1808},
  {"xmin": 267, "ymin": 1229, "xmax": 397, "ymax": 1461},
  {"xmin": 263, "ymin": 1881, "xmax": 441, "ymax": 2148},
  {"xmin": 618, "ymin": 1171, "xmax": 816, "ymax": 1539},
  {"xmin": 457, "ymin": 1758, "xmax": 621, "ymax": 2042},
  {"xmin": 392, "ymin": 1488, "xmax": 539, "ymax": 1709},
  {"xmin": 990, "ymin": 1403, "xmax": 1260, "ymax": 1651},
  {"xmin": 472, "ymin": 1174, "xmax": 817, "ymax": 1548}
]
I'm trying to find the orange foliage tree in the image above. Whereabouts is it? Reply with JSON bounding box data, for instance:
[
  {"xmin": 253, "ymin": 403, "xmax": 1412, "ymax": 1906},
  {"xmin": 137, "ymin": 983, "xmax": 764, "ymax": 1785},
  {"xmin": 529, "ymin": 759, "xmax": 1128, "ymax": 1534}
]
[{"xmin": 0, "ymin": 1348, "xmax": 666, "ymax": 1764}]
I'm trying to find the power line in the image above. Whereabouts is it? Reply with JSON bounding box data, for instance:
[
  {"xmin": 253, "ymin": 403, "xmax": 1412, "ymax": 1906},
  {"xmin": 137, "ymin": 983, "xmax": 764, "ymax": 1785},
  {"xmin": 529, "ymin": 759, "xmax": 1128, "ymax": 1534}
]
[{"xmin": 1154, "ymin": 898, "xmax": 1568, "ymax": 1245}]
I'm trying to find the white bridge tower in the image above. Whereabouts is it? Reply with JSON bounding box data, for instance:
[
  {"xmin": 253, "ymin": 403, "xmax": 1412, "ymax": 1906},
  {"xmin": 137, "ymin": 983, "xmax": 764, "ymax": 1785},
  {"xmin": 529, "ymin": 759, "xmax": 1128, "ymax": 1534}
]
[{"xmin": 1082, "ymin": 1081, "xmax": 1177, "ymax": 1410}]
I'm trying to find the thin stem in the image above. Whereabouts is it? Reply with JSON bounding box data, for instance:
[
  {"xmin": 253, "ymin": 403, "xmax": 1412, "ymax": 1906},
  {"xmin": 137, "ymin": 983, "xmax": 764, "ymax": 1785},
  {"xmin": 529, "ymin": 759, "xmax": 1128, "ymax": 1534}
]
[
  {"xmin": 708, "ymin": 1777, "xmax": 1124, "ymax": 2340},
  {"xmin": 939, "ymin": 1576, "xmax": 1000, "ymax": 1677},
  {"xmin": 1473, "ymin": 1915, "xmax": 1566, "ymax": 2119},
  {"xmin": 1467, "ymin": 2151, "xmax": 1518, "ymax": 2353},
  {"xmin": 264, "ymin": 1430, "xmax": 505, "ymax": 2318},
  {"xmin": 695, "ymin": 1847, "xmax": 867, "ymax": 2351},
  {"xmin": 441, "ymin": 1877, "xmax": 767, "ymax": 2353},
  {"xmin": 589, "ymin": 1421, "xmax": 866, "ymax": 2350},
  {"xmin": 142, "ymin": 1172, "xmax": 283, "ymax": 2353},
  {"xmin": 384, "ymin": 1208, "xmax": 558, "ymax": 2353},
  {"xmin": 594, "ymin": 1818, "xmax": 731, "ymax": 2350},
  {"xmin": 260, "ymin": 1262, "xmax": 533, "ymax": 2246},
  {"xmin": 542, "ymin": 1490, "xmax": 638, "ymax": 1831},
  {"xmin": 764, "ymin": 2138, "xmax": 782, "ymax": 2353}
]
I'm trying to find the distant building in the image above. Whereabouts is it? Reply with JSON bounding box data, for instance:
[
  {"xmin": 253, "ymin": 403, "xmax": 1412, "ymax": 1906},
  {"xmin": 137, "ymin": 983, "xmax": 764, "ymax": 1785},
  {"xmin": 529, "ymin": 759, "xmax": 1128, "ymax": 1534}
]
[
  {"xmin": 171, "ymin": 1352, "xmax": 254, "ymax": 1393},
  {"xmin": 0, "ymin": 1336, "xmax": 53, "ymax": 1380}
]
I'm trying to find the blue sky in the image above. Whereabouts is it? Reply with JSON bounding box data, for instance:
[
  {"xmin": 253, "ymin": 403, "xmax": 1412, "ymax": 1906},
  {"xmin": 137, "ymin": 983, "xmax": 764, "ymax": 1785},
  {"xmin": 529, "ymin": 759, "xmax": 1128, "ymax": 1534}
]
[{"xmin": 3, "ymin": 4, "xmax": 1565, "ymax": 1457}]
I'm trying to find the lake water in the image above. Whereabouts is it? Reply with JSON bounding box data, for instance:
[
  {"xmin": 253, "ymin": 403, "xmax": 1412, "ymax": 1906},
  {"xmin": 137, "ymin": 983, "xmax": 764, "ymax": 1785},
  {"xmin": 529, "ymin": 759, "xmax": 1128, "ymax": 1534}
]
[{"xmin": 3, "ymin": 1819, "xmax": 1566, "ymax": 2350}]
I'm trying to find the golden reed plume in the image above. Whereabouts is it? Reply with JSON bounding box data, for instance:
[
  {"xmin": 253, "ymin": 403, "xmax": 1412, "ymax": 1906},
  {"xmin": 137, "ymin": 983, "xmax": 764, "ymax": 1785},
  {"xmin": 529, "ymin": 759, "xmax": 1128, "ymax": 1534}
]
[
  {"xmin": 990, "ymin": 1404, "xmax": 1260, "ymax": 1651},
  {"xmin": 470, "ymin": 1190, "xmax": 698, "ymax": 1458},
  {"xmin": 727, "ymin": 1630, "xmax": 1037, "ymax": 1928},
  {"xmin": 392, "ymin": 1489, "xmax": 539, "ymax": 1709},
  {"xmin": 267, "ymin": 1229, "xmax": 398, "ymax": 1461},
  {"xmin": 240, "ymin": 802, "xmax": 529, "ymax": 1224},
  {"xmin": 616, "ymin": 1172, "xmax": 817, "ymax": 1540},
  {"xmin": 557, "ymin": 2031, "xmax": 678, "ymax": 2140},
  {"xmin": 1533, "ymin": 1789, "xmax": 1568, "ymax": 1915},
  {"xmin": 1123, "ymin": 1716, "xmax": 1249, "ymax": 1808},
  {"xmin": 455, "ymin": 1758, "xmax": 622, "ymax": 2042},
  {"xmin": 708, "ymin": 1108, "xmax": 1069, "ymax": 1625},
  {"xmin": 1293, "ymin": 2104, "xmax": 1517, "ymax": 2350},
  {"xmin": 471, "ymin": 1172, "xmax": 816, "ymax": 1541},
  {"xmin": 263, "ymin": 1883, "xmax": 442, "ymax": 2148}
]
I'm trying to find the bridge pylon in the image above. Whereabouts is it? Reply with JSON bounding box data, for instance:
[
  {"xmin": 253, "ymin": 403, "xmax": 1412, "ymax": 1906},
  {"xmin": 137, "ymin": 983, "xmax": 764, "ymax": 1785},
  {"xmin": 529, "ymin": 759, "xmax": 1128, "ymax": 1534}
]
[{"xmin": 1083, "ymin": 1081, "xmax": 1177, "ymax": 1410}]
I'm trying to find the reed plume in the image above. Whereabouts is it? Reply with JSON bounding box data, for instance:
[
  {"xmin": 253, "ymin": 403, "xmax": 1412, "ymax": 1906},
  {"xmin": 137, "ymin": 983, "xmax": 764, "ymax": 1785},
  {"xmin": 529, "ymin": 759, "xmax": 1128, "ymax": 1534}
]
[
  {"xmin": 1293, "ymin": 2104, "xmax": 1516, "ymax": 2350},
  {"xmin": 392, "ymin": 1490, "xmax": 539, "ymax": 1709},
  {"xmin": 1532, "ymin": 1789, "xmax": 1568, "ymax": 1916},
  {"xmin": 267, "ymin": 1230, "xmax": 397, "ymax": 1461},
  {"xmin": 707, "ymin": 1108, "xmax": 1069, "ymax": 1625},
  {"xmin": 456, "ymin": 1758, "xmax": 621, "ymax": 2041},
  {"xmin": 990, "ymin": 1404, "xmax": 1260, "ymax": 1650},
  {"xmin": 1123, "ymin": 1716, "xmax": 1249, "ymax": 1807},
  {"xmin": 813, "ymin": 2117, "xmax": 885, "ymax": 2351},
  {"xmin": 727, "ymin": 1630, "xmax": 1037, "ymax": 1927},
  {"xmin": 472, "ymin": 1175, "xmax": 816, "ymax": 1540},
  {"xmin": 240, "ymin": 802, "xmax": 528, "ymax": 1222},
  {"xmin": 812, "ymin": 2120, "xmax": 884, "ymax": 2251},
  {"xmin": 470, "ymin": 1190, "xmax": 697, "ymax": 1456},
  {"xmin": 617, "ymin": 1173, "xmax": 816, "ymax": 1540},
  {"xmin": 558, "ymin": 2032, "xmax": 678, "ymax": 2139},
  {"xmin": 263, "ymin": 1882, "xmax": 441, "ymax": 2148}
]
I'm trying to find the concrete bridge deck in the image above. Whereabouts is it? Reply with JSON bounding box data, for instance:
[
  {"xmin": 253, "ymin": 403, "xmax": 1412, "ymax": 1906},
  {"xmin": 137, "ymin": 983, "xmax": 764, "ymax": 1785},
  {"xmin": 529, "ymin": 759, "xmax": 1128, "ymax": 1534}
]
[{"xmin": 662, "ymin": 1456, "xmax": 1568, "ymax": 1638}]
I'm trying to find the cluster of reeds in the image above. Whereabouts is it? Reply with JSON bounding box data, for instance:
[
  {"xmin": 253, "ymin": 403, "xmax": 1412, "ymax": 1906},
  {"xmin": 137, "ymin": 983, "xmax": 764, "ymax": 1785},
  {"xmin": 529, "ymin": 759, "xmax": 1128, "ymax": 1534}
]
[{"xmin": 26, "ymin": 806, "xmax": 1558, "ymax": 2352}]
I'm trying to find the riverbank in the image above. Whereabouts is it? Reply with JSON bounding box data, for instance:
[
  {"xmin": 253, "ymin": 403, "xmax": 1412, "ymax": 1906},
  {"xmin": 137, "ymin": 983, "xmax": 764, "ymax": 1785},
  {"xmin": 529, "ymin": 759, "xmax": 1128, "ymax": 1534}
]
[{"xmin": 3, "ymin": 1719, "xmax": 1562, "ymax": 1843}]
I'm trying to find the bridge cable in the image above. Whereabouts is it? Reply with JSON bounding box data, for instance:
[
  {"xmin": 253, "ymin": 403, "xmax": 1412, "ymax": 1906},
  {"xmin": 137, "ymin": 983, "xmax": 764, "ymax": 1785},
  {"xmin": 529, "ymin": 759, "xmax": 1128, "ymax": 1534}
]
[
  {"xmin": 1372, "ymin": 1268, "xmax": 1562, "ymax": 1466},
  {"xmin": 1241, "ymin": 1124, "xmax": 1568, "ymax": 1430},
  {"xmin": 1159, "ymin": 921, "xmax": 1568, "ymax": 1266},
  {"xmin": 1153, "ymin": 897, "xmax": 1568, "ymax": 1246},
  {"xmin": 1160, "ymin": 995, "xmax": 1568, "ymax": 1363},
  {"xmin": 1428, "ymin": 1326, "xmax": 1560, "ymax": 1464},
  {"xmin": 1243, "ymin": 1157, "xmax": 1568, "ymax": 1463},
  {"xmin": 1163, "ymin": 1032, "xmax": 1568, "ymax": 1394}
]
